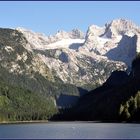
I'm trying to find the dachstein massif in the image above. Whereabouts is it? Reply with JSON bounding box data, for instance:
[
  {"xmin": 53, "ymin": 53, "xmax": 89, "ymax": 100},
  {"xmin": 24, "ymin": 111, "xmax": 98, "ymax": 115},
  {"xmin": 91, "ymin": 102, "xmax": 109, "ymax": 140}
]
[{"xmin": 0, "ymin": 19, "xmax": 140, "ymax": 122}]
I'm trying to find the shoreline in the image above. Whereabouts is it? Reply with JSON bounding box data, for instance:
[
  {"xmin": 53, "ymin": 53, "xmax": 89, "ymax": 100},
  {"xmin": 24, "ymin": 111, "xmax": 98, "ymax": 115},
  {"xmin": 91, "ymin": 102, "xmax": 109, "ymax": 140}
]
[
  {"xmin": 1, "ymin": 120, "xmax": 140, "ymax": 125},
  {"xmin": 0, "ymin": 120, "xmax": 48, "ymax": 125}
]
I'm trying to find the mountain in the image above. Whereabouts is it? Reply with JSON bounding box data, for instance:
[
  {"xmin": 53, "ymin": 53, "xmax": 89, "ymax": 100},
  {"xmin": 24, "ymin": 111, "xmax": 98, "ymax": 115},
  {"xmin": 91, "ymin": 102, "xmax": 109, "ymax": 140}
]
[
  {"xmin": 15, "ymin": 24, "xmax": 127, "ymax": 89},
  {"xmin": 15, "ymin": 19, "xmax": 140, "ymax": 89},
  {"xmin": 53, "ymin": 54, "xmax": 140, "ymax": 122},
  {"xmin": 0, "ymin": 18, "xmax": 140, "ymax": 121},
  {"xmin": 83, "ymin": 19, "xmax": 140, "ymax": 67}
]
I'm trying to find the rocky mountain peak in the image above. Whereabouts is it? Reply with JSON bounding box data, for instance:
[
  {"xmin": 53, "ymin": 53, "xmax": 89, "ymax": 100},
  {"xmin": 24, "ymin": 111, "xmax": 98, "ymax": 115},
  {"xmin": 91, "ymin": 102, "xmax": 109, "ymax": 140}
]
[
  {"xmin": 54, "ymin": 29, "xmax": 84, "ymax": 39},
  {"xmin": 70, "ymin": 29, "xmax": 84, "ymax": 39},
  {"xmin": 55, "ymin": 30, "xmax": 69, "ymax": 39},
  {"xmin": 110, "ymin": 18, "xmax": 137, "ymax": 28},
  {"xmin": 86, "ymin": 24, "xmax": 105, "ymax": 37},
  {"xmin": 82, "ymin": 19, "xmax": 140, "ymax": 67},
  {"xmin": 104, "ymin": 19, "xmax": 139, "ymax": 38}
]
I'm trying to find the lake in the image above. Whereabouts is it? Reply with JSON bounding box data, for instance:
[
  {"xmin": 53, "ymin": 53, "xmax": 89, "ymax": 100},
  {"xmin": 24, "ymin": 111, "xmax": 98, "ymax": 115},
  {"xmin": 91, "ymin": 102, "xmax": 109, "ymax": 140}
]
[{"xmin": 0, "ymin": 122, "xmax": 140, "ymax": 139}]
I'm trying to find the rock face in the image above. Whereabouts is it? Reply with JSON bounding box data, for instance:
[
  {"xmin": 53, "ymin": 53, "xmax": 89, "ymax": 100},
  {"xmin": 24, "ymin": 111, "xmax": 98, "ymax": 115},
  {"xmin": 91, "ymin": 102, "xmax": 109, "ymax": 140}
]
[
  {"xmin": 82, "ymin": 19, "xmax": 140, "ymax": 67},
  {"xmin": 104, "ymin": 19, "xmax": 138, "ymax": 38},
  {"xmin": 0, "ymin": 19, "xmax": 140, "ymax": 108},
  {"xmin": 106, "ymin": 35, "xmax": 137, "ymax": 66}
]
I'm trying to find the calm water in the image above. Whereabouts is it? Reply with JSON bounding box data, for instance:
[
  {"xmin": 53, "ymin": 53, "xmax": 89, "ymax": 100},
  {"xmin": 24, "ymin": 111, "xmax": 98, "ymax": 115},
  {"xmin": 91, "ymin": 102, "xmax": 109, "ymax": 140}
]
[{"xmin": 0, "ymin": 122, "xmax": 140, "ymax": 139}]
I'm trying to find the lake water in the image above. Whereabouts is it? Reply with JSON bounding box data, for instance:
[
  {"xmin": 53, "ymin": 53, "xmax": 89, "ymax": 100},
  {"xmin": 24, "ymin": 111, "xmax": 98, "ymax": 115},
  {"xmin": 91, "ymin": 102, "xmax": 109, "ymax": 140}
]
[{"xmin": 0, "ymin": 122, "xmax": 140, "ymax": 139}]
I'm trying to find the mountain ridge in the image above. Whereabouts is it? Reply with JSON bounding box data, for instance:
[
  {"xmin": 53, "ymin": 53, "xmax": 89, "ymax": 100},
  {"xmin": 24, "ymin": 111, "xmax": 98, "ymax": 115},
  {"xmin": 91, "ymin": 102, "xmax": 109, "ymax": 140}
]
[{"xmin": 0, "ymin": 18, "xmax": 139, "ymax": 111}]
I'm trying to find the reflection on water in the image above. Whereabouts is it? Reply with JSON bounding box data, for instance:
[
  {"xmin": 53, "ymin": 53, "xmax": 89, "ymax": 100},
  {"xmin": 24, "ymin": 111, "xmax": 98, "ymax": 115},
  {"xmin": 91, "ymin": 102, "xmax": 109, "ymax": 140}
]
[{"xmin": 0, "ymin": 122, "xmax": 140, "ymax": 139}]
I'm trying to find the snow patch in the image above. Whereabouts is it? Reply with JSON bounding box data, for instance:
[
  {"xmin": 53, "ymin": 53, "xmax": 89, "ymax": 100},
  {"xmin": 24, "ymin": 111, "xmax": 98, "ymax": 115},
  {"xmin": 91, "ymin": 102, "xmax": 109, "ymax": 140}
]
[
  {"xmin": 46, "ymin": 39, "xmax": 85, "ymax": 49},
  {"xmin": 97, "ymin": 37, "xmax": 110, "ymax": 47}
]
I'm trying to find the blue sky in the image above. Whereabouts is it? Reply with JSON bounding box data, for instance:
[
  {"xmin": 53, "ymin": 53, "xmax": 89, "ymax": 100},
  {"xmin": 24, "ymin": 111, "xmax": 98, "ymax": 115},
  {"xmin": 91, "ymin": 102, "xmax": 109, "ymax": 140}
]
[{"xmin": 0, "ymin": 1, "xmax": 140, "ymax": 35}]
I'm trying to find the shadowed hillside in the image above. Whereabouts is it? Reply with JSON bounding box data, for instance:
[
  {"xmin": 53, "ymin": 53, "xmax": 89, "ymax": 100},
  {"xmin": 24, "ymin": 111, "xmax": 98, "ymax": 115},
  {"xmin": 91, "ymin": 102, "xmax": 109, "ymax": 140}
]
[{"xmin": 51, "ymin": 54, "xmax": 140, "ymax": 122}]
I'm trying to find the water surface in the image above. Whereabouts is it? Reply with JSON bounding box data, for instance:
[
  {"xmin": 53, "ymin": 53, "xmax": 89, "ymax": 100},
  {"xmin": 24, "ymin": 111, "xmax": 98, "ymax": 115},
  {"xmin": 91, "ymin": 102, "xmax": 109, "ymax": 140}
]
[{"xmin": 0, "ymin": 122, "xmax": 140, "ymax": 139}]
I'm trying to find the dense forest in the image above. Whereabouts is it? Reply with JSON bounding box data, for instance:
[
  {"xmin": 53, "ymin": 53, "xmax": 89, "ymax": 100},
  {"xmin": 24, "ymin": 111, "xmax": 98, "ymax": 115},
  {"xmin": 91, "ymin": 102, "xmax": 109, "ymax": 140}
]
[{"xmin": 0, "ymin": 81, "xmax": 57, "ymax": 122}]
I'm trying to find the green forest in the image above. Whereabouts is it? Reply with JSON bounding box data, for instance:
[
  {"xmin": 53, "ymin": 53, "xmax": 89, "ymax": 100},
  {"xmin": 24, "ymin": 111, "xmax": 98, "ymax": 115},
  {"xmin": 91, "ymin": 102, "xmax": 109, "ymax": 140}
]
[{"xmin": 0, "ymin": 81, "xmax": 57, "ymax": 122}]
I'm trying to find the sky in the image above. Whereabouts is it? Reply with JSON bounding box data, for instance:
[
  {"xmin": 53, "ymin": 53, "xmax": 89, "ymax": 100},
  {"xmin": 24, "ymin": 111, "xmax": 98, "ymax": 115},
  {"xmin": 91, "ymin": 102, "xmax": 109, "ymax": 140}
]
[{"xmin": 0, "ymin": 1, "xmax": 140, "ymax": 36}]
